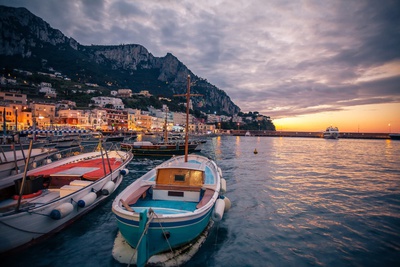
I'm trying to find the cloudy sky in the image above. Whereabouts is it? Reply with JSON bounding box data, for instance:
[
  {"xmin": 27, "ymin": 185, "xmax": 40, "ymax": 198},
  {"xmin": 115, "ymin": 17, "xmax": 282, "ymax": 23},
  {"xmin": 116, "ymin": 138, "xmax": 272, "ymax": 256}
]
[{"xmin": 1, "ymin": 0, "xmax": 400, "ymax": 132}]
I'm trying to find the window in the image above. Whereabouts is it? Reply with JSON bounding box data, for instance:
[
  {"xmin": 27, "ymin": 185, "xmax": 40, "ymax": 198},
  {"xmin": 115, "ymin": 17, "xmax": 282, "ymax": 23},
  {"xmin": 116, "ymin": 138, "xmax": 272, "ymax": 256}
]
[
  {"xmin": 174, "ymin": 174, "xmax": 185, "ymax": 182},
  {"xmin": 168, "ymin": 191, "xmax": 184, "ymax": 197}
]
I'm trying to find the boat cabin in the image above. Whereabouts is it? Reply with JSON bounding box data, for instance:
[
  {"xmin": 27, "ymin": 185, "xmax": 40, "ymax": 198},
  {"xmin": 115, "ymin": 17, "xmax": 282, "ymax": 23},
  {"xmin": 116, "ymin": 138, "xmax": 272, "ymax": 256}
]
[{"xmin": 153, "ymin": 163, "xmax": 205, "ymax": 202}]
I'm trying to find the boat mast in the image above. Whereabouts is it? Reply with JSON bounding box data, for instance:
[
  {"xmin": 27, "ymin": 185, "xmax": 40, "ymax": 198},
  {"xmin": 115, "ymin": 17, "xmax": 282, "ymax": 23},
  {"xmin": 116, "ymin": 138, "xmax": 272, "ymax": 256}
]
[
  {"xmin": 163, "ymin": 106, "xmax": 168, "ymax": 144},
  {"xmin": 184, "ymin": 76, "xmax": 190, "ymax": 162},
  {"xmin": 174, "ymin": 75, "xmax": 202, "ymax": 162}
]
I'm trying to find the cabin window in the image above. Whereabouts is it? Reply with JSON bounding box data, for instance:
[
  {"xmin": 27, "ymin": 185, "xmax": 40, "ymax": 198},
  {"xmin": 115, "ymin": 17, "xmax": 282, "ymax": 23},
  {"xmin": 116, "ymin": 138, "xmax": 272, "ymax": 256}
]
[
  {"xmin": 168, "ymin": 191, "xmax": 184, "ymax": 197},
  {"xmin": 174, "ymin": 174, "xmax": 185, "ymax": 182}
]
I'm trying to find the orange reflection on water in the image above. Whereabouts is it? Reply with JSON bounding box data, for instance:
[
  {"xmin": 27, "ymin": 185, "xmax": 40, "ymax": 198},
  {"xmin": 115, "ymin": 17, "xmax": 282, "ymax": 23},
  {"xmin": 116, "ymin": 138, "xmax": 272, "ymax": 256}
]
[
  {"xmin": 235, "ymin": 136, "xmax": 242, "ymax": 157},
  {"xmin": 214, "ymin": 136, "xmax": 222, "ymax": 160}
]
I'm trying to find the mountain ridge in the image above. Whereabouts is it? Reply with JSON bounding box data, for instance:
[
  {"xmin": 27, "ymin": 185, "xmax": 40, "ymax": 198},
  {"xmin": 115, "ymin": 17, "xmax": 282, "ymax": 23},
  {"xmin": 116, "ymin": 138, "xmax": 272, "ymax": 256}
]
[{"xmin": 0, "ymin": 5, "xmax": 240, "ymax": 115}]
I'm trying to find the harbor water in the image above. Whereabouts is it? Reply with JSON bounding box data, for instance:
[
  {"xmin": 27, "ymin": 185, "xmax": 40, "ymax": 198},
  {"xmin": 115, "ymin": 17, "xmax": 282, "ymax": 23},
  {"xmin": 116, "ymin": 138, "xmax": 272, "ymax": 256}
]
[{"xmin": 1, "ymin": 136, "xmax": 399, "ymax": 266}]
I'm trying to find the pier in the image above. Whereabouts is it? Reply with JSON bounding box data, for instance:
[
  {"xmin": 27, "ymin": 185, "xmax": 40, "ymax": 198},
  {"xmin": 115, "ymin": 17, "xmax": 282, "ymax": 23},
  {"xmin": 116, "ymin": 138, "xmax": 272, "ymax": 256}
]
[{"xmin": 231, "ymin": 130, "xmax": 391, "ymax": 139}]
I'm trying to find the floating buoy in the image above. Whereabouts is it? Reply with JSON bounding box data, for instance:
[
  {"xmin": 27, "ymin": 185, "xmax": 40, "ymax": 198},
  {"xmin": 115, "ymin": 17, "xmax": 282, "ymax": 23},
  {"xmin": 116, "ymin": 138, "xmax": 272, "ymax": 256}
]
[
  {"xmin": 254, "ymin": 149, "xmax": 258, "ymax": 154},
  {"xmin": 223, "ymin": 196, "xmax": 231, "ymax": 212},
  {"xmin": 50, "ymin": 202, "xmax": 74, "ymax": 220},
  {"xmin": 77, "ymin": 192, "xmax": 97, "ymax": 208},
  {"xmin": 120, "ymin": 168, "xmax": 129, "ymax": 175},
  {"xmin": 102, "ymin": 181, "xmax": 116, "ymax": 195},
  {"xmin": 220, "ymin": 178, "xmax": 227, "ymax": 194},
  {"xmin": 212, "ymin": 198, "xmax": 226, "ymax": 221}
]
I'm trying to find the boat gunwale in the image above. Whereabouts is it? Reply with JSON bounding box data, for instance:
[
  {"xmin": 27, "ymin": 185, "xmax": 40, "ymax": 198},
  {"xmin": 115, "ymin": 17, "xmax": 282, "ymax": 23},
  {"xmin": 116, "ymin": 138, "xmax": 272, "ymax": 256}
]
[{"xmin": 0, "ymin": 151, "xmax": 133, "ymax": 216}]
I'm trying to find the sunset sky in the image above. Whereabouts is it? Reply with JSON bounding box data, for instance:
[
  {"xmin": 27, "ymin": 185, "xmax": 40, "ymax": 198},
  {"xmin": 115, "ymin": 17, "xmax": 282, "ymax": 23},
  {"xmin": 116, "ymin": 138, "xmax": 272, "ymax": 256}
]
[{"xmin": 1, "ymin": 0, "xmax": 399, "ymax": 133}]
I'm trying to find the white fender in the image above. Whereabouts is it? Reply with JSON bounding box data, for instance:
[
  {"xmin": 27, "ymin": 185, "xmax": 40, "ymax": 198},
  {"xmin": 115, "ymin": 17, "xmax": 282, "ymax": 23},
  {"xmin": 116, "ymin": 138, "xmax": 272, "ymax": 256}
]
[
  {"xmin": 77, "ymin": 192, "xmax": 97, "ymax": 208},
  {"xmin": 31, "ymin": 161, "xmax": 37, "ymax": 168},
  {"xmin": 46, "ymin": 158, "xmax": 52, "ymax": 164},
  {"xmin": 54, "ymin": 153, "xmax": 62, "ymax": 160},
  {"xmin": 212, "ymin": 198, "xmax": 226, "ymax": 222},
  {"xmin": 120, "ymin": 168, "xmax": 129, "ymax": 175},
  {"xmin": 218, "ymin": 167, "xmax": 223, "ymax": 178},
  {"xmin": 220, "ymin": 178, "xmax": 227, "ymax": 194},
  {"xmin": 102, "ymin": 181, "xmax": 115, "ymax": 195},
  {"xmin": 50, "ymin": 202, "xmax": 74, "ymax": 220},
  {"xmin": 223, "ymin": 196, "xmax": 231, "ymax": 212}
]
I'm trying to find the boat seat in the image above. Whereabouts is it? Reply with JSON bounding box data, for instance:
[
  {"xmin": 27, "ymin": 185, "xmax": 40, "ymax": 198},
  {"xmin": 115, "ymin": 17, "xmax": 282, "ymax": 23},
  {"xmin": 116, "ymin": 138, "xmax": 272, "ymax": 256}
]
[
  {"xmin": 124, "ymin": 185, "xmax": 151, "ymax": 205},
  {"xmin": 48, "ymin": 176, "xmax": 80, "ymax": 189},
  {"xmin": 196, "ymin": 189, "xmax": 215, "ymax": 209}
]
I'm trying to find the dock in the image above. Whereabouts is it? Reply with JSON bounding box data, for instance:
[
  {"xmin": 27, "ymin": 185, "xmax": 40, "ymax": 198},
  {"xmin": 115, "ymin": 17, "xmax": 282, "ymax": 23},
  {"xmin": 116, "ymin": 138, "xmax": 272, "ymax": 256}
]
[{"xmin": 231, "ymin": 130, "xmax": 391, "ymax": 139}]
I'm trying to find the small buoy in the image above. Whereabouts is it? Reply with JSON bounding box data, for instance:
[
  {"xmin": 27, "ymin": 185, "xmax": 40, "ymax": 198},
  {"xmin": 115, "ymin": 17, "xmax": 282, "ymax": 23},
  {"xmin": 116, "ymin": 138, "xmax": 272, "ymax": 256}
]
[
  {"xmin": 212, "ymin": 198, "xmax": 226, "ymax": 222},
  {"xmin": 254, "ymin": 149, "xmax": 258, "ymax": 154},
  {"xmin": 50, "ymin": 202, "xmax": 74, "ymax": 220},
  {"xmin": 77, "ymin": 192, "xmax": 97, "ymax": 208},
  {"xmin": 223, "ymin": 196, "xmax": 231, "ymax": 212},
  {"xmin": 120, "ymin": 168, "xmax": 129, "ymax": 175},
  {"xmin": 102, "ymin": 181, "xmax": 116, "ymax": 195},
  {"xmin": 220, "ymin": 178, "xmax": 227, "ymax": 194}
]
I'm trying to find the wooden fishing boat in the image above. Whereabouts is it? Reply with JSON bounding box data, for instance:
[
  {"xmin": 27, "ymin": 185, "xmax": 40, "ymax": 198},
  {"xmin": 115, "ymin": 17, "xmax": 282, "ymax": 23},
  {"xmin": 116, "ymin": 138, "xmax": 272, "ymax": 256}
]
[
  {"xmin": 112, "ymin": 154, "xmax": 229, "ymax": 266},
  {"xmin": 120, "ymin": 141, "xmax": 200, "ymax": 157},
  {"xmin": 112, "ymin": 75, "xmax": 230, "ymax": 266},
  {"xmin": 120, "ymin": 106, "xmax": 200, "ymax": 157},
  {"xmin": 0, "ymin": 143, "xmax": 133, "ymax": 254}
]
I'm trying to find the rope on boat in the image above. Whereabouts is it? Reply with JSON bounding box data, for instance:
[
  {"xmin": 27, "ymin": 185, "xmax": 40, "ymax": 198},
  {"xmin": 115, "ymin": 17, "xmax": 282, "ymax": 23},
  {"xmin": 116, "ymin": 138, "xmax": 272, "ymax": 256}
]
[
  {"xmin": 152, "ymin": 211, "xmax": 180, "ymax": 267},
  {"xmin": 127, "ymin": 209, "xmax": 155, "ymax": 267}
]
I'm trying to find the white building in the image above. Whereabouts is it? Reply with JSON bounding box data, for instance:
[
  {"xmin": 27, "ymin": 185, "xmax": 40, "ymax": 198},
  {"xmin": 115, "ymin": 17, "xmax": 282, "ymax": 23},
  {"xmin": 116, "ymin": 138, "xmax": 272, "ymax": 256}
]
[
  {"xmin": 117, "ymin": 89, "xmax": 132, "ymax": 98},
  {"xmin": 90, "ymin": 96, "xmax": 124, "ymax": 109}
]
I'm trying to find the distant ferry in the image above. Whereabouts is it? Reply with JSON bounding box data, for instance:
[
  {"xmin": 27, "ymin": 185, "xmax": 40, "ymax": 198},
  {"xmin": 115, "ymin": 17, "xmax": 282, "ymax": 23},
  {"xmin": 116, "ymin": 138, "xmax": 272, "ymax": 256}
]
[{"xmin": 323, "ymin": 126, "xmax": 339, "ymax": 139}]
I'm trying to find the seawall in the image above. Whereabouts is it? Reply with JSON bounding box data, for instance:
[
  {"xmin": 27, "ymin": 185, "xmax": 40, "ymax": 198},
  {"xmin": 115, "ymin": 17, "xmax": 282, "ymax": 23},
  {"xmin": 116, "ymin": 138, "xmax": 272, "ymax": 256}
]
[{"xmin": 231, "ymin": 130, "xmax": 391, "ymax": 139}]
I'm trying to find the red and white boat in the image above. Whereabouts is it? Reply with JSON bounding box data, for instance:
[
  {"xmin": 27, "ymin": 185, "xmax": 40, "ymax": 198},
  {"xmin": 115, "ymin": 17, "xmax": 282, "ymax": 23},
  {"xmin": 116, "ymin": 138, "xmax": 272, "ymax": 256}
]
[{"xmin": 0, "ymin": 145, "xmax": 133, "ymax": 254}]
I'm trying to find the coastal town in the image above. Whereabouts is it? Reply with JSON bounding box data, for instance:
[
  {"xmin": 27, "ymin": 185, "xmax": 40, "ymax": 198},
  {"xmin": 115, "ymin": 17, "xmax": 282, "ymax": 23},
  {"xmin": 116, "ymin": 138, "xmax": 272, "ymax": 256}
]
[{"xmin": 0, "ymin": 69, "xmax": 273, "ymax": 136}]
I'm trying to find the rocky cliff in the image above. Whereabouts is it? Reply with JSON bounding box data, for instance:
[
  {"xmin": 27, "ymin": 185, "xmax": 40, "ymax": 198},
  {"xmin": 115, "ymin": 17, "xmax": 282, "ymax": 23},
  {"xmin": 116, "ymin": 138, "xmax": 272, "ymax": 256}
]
[{"xmin": 0, "ymin": 5, "xmax": 240, "ymax": 115}]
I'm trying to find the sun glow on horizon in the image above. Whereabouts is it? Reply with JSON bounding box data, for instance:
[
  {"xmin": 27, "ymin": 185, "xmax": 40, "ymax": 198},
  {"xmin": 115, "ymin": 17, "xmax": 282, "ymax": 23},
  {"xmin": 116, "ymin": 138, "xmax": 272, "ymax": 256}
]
[{"xmin": 273, "ymin": 103, "xmax": 400, "ymax": 133}]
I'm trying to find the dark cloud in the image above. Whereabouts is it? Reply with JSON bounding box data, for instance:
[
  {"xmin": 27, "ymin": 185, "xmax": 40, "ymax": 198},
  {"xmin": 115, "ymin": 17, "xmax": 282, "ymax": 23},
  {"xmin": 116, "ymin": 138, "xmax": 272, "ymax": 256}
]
[{"xmin": 0, "ymin": 0, "xmax": 399, "ymax": 120}]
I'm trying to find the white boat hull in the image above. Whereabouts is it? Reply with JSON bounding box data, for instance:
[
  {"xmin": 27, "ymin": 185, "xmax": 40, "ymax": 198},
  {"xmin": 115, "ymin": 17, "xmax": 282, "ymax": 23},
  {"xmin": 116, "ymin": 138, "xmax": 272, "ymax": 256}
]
[{"xmin": 0, "ymin": 150, "xmax": 133, "ymax": 253}]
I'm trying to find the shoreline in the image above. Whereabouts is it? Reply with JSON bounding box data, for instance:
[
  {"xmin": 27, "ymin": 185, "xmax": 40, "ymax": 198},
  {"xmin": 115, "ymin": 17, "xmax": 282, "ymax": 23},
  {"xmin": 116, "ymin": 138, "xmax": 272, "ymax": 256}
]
[{"xmin": 230, "ymin": 130, "xmax": 392, "ymax": 140}]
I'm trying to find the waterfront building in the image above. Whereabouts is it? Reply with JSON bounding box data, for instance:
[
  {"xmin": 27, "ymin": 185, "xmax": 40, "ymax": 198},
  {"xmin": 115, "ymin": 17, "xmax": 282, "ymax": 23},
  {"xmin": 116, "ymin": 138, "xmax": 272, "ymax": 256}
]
[{"xmin": 29, "ymin": 102, "xmax": 56, "ymax": 129}]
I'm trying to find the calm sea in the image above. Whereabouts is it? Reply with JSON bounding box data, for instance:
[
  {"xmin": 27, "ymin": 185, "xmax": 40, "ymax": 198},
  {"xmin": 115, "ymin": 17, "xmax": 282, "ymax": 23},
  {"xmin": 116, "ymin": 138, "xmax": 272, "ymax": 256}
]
[{"xmin": 2, "ymin": 136, "xmax": 400, "ymax": 267}]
